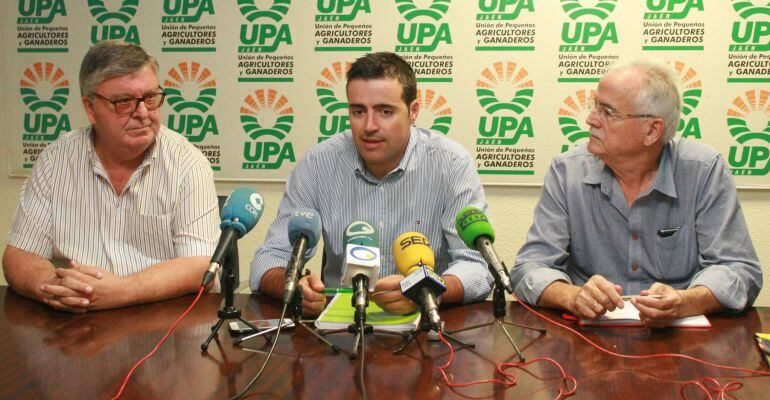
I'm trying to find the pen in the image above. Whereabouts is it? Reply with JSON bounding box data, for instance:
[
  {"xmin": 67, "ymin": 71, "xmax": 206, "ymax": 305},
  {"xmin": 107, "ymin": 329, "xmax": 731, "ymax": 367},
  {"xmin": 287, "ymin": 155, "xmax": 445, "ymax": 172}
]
[
  {"xmin": 657, "ymin": 227, "xmax": 680, "ymax": 237},
  {"xmin": 621, "ymin": 294, "xmax": 664, "ymax": 300},
  {"xmin": 323, "ymin": 288, "xmax": 353, "ymax": 294}
]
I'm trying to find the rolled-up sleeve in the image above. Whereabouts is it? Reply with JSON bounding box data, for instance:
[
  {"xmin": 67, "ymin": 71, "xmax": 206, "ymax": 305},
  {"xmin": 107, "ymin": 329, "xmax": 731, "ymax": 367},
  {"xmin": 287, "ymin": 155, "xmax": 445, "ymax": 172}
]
[
  {"xmin": 173, "ymin": 160, "xmax": 218, "ymax": 258},
  {"xmin": 689, "ymin": 156, "xmax": 762, "ymax": 311},
  {"xmin": 6, "ymin": 150, "xmax": 54, "ymax": 259}
]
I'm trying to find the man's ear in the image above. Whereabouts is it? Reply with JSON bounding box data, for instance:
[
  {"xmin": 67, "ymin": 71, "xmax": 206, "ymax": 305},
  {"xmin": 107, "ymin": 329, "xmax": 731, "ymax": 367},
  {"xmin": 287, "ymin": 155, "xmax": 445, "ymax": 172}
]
[
  {"xmin": 644, "ymin": 118, "xmax": 666, "ymax": 146},
  {"xmin": 409, "ymin": 99, "xmax": 419, "ymax": 124},
  {"xmin": 83, "ymin": 96, "xmax": 97, "ymax": 125}
]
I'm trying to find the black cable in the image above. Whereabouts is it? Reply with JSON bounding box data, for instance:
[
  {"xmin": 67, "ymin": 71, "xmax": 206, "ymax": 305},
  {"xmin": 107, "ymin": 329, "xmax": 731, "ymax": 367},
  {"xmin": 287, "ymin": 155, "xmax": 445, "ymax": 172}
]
[
  {"xmin": 229, "ymin": 303, "xmax": 289, "ymax": 400},
  {"xmin": 359, "ymin": 319, "xmax": 367, "ymax": 400}
]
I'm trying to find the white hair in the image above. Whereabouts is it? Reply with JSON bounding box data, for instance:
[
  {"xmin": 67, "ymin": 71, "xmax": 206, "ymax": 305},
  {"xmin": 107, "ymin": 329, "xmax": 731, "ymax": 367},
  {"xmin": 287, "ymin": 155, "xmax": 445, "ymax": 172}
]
[{"xmin": 608, "ymin": 59, "xmax": 681, "ymax": 143}]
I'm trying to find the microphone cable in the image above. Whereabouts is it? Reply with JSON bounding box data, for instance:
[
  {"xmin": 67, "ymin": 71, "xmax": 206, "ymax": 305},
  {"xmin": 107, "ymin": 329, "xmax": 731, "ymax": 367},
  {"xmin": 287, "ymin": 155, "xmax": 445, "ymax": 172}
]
[
  {"xmin": 359, "ymin": 317, "xmax": 368, "ymax": 400},
  {"xmin": 110, "ymin": 285, "xmax": 207, "ymax": 400},
  {"xmin": 229, "ymin": 302, "xmax": 290, "ymax": 400}
]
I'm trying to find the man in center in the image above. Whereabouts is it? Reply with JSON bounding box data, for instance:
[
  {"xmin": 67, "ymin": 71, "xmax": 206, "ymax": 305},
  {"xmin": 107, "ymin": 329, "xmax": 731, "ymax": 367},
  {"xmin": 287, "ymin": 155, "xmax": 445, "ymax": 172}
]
[{"xmin": 250, "ymin": 52, "xmax": 492, "ymax": 316}]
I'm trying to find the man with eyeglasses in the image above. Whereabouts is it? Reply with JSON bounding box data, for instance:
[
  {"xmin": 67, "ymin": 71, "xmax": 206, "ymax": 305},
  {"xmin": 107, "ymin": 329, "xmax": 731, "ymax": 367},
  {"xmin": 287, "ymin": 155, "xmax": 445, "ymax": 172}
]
[
  {"xmin": 511, "ymin": 60, "xmax": 761, "ymax": 328},
  {"xmin": 2, "ymin": 40, "xmax": 219, "ymax": 312}
]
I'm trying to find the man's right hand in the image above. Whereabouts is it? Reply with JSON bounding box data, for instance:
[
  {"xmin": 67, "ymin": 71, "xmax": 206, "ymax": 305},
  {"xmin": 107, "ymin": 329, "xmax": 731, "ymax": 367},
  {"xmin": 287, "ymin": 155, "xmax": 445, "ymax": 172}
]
[
  {"xmin": 298, "ymin": 274, "xmax": 326, "ymax": 317},
  {"xmin": 568, "ymin": 275, "xmax": 624, "ymax": 319}
]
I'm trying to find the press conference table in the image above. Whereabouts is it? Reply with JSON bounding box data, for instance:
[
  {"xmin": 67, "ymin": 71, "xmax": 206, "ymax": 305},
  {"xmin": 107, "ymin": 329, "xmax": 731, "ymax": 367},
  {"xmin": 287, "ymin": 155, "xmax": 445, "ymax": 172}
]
[{"xmin": 1, "ymin": 286, "xmax": 769, "ymax": 400}]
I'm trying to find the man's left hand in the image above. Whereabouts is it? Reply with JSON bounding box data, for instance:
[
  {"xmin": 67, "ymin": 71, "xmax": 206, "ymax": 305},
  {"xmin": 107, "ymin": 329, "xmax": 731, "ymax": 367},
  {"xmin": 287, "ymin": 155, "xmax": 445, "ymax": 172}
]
[
  {"xmin": 371, "ymin": 275, "xmax": 418, "ymax": 315},
  {"xmin": 48, "ymin": 261, "xmax": 134, "ymax": 311},
  {"xmin": 631, "ymin": 283, "xmax": 683, "ymax": 328}
]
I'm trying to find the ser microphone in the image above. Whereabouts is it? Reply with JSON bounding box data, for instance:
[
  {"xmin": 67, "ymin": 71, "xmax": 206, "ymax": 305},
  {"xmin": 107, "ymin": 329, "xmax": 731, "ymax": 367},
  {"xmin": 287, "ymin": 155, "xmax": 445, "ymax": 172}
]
[
  {"xmin": 393, "ymin": 232, "xmax": 444, "ymax": 330},
  {"xmin": 283, "ymin": 209, "xmax": 322, "ymax": 304},
  {"xmin": 455, "ymin": 206, "xmax": 513, "ymax": 293},
  {"xmin": 202, "ymin": 187, "xmax": 264, "ymax": 286},
  {"xmin": 340, "ymin": 221, "xmax": 381, "ymax": 323}
]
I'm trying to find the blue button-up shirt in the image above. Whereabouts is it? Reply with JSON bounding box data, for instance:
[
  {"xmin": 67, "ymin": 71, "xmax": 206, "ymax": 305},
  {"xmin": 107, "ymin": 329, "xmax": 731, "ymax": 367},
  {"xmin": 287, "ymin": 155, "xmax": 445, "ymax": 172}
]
[
  {"xmin": 250, "ymin": 127, "xmax": 493, "ymax": 303},
  {"xmin": 512, "ymin": 139, "xmax": 762, "ymax": 311}
]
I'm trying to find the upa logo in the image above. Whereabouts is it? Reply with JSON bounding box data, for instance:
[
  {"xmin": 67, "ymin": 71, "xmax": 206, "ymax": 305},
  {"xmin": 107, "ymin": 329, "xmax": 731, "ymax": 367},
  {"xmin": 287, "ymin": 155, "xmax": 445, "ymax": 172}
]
[
  {"xmin": 727, "ymin": 89, "xmax": 770, "ymax": 176},
  {"xmin": 241, "ymin": 89, "xmax": 296, "ymax": 169},
  {"xmin": 416, "ymin": 88, "xmax": 452, "ymax": 135},
  {"xmin": 558, "ymin": 89, "xmax": 594, "ymax": 152},
  {"xmin": 88, "ymin": 0, "xmax": 140, "ymax": 44},
  {"xmin": 162, "ymin": 0, "xmax": 215, "ymax": 23},
  {"xmin": 729, "ymin": 0, "xmax": 770, "ymax": 51},
  {"xmin": 239, "ymin": 0, "xmax": 293, "ymax": 53},
  {"xmin": 316, "ymin": 61, "xmax": 351, "ymax": 142},
  {"xmin": 644, "ymin": 0, "xmax": 703, "ymax": 20},
  {"xmin": 477, "ymin": 0, "xmax": 534, "ymax": 21},
  {"xmin": 164, "ymin": 62, "xmax": 219, "ymax": 143},
  {"xmin": 19, "ymin": 62, "xmax": 71, "ymax": 142},
  {"xmin": 669, "ymin": 61, "xmax": 702, "ymax": 139},
  {"xmin": 560, "ymin": 0, "xmax": 618, "ymax": 52},
  {"xmin": 316, "ymin": 0, "xmax": 371, "ymax": 21},
  {"xmin": 17, "ymin": 0, "xmax": 67, "ymax": 24},
  {"xmin": 395, "ymin": 0, "xmax": 452, "ymax": 52},
  {"xmin": 476, "ymin": 61, "xmax": 534, "ymax": 146}
]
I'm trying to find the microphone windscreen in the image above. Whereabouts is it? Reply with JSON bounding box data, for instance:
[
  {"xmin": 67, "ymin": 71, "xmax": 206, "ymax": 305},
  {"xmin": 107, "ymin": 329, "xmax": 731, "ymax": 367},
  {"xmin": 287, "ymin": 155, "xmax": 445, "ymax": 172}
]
[
  {"xmin": 220, "ymin": 187, "xmax": 264, "ymax": 236},
  {"xmin": 393, "ymin": 231, "xmax": 435, "ymax": 276},
  {"xmin": 288, "ymin": 208, "xmax": 322, "ymax": 247},
  {"xmin": 455, "ymin": 206, "xmax": 495, "ymax": 248},
  {"xmin": 343, "ymin": 220, "xmax": 379, "ymax": 247}
]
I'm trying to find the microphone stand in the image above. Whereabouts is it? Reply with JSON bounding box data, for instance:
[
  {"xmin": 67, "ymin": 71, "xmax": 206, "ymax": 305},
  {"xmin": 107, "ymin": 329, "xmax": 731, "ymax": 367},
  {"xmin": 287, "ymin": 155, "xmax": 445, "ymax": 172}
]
[
  {"xmin": 201, "ymin": 245, "xmax": 257, "ymax": 351},
  {"xmin": 393, "ymin": 304, "xmax": 474, "ymax": 355},
  {"xmin": 445, "ymin": 276, "xmax": 546, "ymax": 362}
]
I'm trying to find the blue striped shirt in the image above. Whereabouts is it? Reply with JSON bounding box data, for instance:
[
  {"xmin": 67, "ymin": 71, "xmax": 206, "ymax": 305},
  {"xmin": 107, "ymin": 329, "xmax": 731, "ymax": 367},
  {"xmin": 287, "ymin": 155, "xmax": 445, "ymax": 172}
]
[
  {"xmin": 249, "ymin": 127, "xmax": 493, "ymax": 303},
  {"xmin": 6, "ymin": 125, "xmax": 219, "ymax": 276}
]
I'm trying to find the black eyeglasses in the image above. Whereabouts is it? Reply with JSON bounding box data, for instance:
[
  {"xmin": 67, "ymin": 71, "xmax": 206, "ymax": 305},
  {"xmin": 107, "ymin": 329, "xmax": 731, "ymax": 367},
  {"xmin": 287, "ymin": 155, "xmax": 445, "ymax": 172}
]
[
  {"xmin": 589, "ymin": 98, "xmax": 658, "ymax": 121},
  {"xmin": 91, "ymin": 87, "xmax": 166, "ymax": 115}
]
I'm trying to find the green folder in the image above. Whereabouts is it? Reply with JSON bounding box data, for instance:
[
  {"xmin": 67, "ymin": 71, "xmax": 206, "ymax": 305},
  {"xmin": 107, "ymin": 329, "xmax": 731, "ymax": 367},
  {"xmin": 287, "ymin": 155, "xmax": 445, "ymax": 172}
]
[{"xmin": 315, "ymin": 292, "xmax": 420, "ymax": 332}]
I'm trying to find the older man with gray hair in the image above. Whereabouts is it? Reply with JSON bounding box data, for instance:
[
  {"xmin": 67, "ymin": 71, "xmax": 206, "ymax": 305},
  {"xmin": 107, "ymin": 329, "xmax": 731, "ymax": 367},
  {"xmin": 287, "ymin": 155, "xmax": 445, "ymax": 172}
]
[
  {"xmin": 3, "ymin": 40, "xmax": 218, "ymax": 312},
  {"xmin": 511, "ymin": 60, "xmax": 762, "ymax": 327}
]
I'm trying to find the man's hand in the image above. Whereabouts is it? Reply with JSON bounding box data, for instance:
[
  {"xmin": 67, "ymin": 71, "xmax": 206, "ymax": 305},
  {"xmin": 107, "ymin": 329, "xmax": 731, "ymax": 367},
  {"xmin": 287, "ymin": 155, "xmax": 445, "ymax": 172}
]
[
  {"xmin": 371, "ymin": 275, "xmax": 418, "ymax": 315},
  {"xmin": 298, "ymin": 274, "xmax": 326, "ymax": 317},
  {"xmin": 39, "ymin": 262, "xmax": 105, "ymax": 312},
  {"xmin": 569, "ymin": 275, "xmax": 624, "ymax": 319},
  {"xmin": 632, "ymin": 283, "xmax": 683, "ymax": 328}
]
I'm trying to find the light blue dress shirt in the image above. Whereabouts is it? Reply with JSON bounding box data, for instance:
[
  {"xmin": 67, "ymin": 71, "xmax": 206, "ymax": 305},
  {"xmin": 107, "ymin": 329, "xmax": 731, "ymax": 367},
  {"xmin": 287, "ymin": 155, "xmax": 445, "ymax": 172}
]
[
  {"xmin": 249, "ymin": 127, "xmax": 493, "ymax": 303},
  {"xmin": 512, "ymin": 139, "xmax": 762, "ymax": 311}
]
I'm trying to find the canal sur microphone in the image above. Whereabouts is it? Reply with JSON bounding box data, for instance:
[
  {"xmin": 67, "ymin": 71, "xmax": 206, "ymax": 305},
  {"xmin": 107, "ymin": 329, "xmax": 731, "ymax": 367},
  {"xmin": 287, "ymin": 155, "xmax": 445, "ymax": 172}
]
[
  {"xmin": 455, "ymin": 206, "xmax": 514, "ymax": 293},
  {"xmin": 393, "ymin": 231, "xmax": 444, "ymax": 330},
  {"xmin": 283, "ymin": 209, "xmax": 322, "ymax": 304},
  {"xmin": 340, "ymin": 220, "xmax": 381, "ymax": 321},
  {"xmin": 202, "ymin": 187, "xmax": 264, "ymax": 286}
]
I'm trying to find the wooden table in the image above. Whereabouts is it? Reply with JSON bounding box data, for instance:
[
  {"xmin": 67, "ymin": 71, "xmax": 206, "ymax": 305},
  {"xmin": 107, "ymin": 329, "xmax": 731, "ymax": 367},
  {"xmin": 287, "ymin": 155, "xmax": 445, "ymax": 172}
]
[{"xmin": 1, "ymin": 286, "xmax": 769, "ymax": 399}]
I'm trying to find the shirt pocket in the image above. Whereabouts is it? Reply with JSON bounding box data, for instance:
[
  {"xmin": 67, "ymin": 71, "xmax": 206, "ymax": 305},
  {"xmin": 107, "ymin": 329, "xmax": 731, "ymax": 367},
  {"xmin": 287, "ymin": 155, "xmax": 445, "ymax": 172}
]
[
  {"xmin": 127, "ymin": 213, "xmax": 175, "ymax": 262},
  {"xmin": 653, "ymin": 224, "xmax": 692, "ymax": 282}
]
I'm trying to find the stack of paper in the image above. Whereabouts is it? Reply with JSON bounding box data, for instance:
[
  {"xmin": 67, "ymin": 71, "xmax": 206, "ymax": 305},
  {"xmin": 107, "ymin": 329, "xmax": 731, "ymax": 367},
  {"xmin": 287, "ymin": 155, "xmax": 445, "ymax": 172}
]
[
  {"xmin": 314, "ymin": 292, "xmax": 420, "ymax": 332},
  {"xmin": 579, "ymin": 300, "xmax": 711, "ymax": 328}
]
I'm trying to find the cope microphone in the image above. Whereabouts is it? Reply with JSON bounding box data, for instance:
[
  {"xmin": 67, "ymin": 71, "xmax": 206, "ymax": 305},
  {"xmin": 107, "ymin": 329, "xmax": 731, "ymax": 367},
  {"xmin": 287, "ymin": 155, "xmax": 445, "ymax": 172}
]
[
  {"xmin": 202, "ymin": 187, "xmax": 264, "ymax": 286},
  {"xmin": 283, "ymin": 208, "xmax": 322, "ymax": 304},
  {"xmin": 340, "ymin": 221, "xmax": 381, "ymax": 322},
  {"xmin": 455, "ymin": 206, "xmax": 513, "ymax": 293},
  {"xmin": 393, "ymin": 232, "xmax": 444, "ymax": 330}
]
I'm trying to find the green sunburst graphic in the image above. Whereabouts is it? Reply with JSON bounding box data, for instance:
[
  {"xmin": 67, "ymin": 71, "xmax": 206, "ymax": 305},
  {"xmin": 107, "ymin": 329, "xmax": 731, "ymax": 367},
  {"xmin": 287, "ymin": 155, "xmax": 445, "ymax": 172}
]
[
  {"xmin": 476, "ymin": 88, "xmax": 534, "ymax": 114},
  {"xmin": 560, "ymin": 0, "xmax": 617, "ymax": 20},
  {"xmin": 559, "ymin": 117, "xmax": 589, "ymax": 143},
  {"xmin": 165, "ymin": 88, "xmax": 216, "ymax": 113},
  {"xmin": 316, "ymin": 88, "xmax": 348, "ymax": 113},
  {"xmin": 238, "ymin": 0, "xmax": 291, "ymax": 22},
  {"xmin": 20, "ymin": 87, "xmax": 69, "ymax": 112},
  {"xmin": 728, "ymin": 118, "xmax": 770, "ymax": 144},
  {"xmin": 731, "ymin": 0, "xmax": 770, "ymax": 19},
  {"xmin": 87, "ymin": 0, "xmax": 138, "ymax": 23},
  {"xmin": 429, "ymin": 116, "xmax": 452, "ymax": 135},
  {"xmin": 241, "ymin": 115, "xmax": 294, "ymax": 140},
  {"xmin": 395, "ymin": 0, "xmax": 450, "ymax": 21}
]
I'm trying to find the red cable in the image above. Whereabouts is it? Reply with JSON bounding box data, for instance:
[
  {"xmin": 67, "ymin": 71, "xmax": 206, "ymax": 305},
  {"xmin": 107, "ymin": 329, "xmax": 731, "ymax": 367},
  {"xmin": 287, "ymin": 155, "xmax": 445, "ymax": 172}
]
[{"xmin": 110, "ymin": 286, "xmax": 206, "ymax": 400}]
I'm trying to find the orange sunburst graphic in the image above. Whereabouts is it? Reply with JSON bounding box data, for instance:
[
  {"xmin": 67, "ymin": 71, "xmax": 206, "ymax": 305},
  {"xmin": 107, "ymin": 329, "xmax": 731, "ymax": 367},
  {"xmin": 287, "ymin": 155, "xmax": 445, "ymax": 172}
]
[
  {"xmin": 418, "ymin": 89, "xmax": 451, "ymax": 116},
  {"xmin": 476, "ymin": 61, "xmax": 532, "ymax": 90},
  {"xmin": 241, "ymin": 89, "xmax": 293, "ymax": 116},
  {"xmin": 316, "ymin": 61, "xmax": 351, "ymax": 89},
  {"xmin": 559, "ymin": 89, "xmax": 594, "ymax": 118},
  {"xmin": 670, "ymin": 61, "xmax": 701, "ymax": 91},
  {"xmin": 727, "ymin": 90, "xmax": 770, "ymax": 119},
  {"xmin": 164, "ymin": 62, "xmax": 216, "ymax": 89},
  {"xmin": 20, "ymin": 62, "xmax": 69, "ymax": 89}
]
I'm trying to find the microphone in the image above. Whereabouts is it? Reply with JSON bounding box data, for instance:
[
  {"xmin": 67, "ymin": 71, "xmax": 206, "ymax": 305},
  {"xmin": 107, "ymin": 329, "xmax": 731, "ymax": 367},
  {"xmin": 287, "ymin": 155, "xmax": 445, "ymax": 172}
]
[
  {"xmin": 340, "ymin": 221, "xmax": 381, "ymax": 323},
  {"xmin": 455, "ymin": 206, "xmax": 513, "ymax": 293},
  {"xmin": 393, "ymin": 232, "xmax": 444, "ymax": 330},
  {"xmin": 283, "ymin": 208, "xmax": 322, "ymax": 304},
  {"xmin": 202, "ymin": 187, "xmax": 264, "ymax": 286}
]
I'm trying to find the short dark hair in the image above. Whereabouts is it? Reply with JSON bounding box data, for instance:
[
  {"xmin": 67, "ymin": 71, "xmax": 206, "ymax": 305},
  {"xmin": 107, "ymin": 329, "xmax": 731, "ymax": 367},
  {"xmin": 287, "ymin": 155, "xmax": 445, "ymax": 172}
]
[
  {"xmin": 346, "ymin": 52, "xmax": 416, "ymax": 106},
  {"xmin": 79, "ymin": 40, "xmax": 159, "ymax": 97}
]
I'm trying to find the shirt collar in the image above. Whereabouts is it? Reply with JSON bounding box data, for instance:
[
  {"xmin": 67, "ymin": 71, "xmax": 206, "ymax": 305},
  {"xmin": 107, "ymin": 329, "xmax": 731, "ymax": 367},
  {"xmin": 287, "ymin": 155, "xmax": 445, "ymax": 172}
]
[{"xmin": 86, "ymin": 125, "xmax": 159, "ymax": 170}]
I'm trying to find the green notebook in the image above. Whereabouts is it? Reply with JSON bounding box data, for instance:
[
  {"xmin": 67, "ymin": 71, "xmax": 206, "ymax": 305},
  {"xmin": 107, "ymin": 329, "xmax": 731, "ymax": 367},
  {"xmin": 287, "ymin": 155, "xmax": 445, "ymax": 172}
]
[{"xmin": 314, "ymin": 292, "xmax": 420, "ymax": 332}]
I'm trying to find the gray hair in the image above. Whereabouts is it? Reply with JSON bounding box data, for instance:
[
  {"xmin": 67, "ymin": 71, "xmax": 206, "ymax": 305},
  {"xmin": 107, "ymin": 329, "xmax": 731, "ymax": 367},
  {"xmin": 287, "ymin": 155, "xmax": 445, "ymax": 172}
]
[
  {"xmin": 79, "ymin": 40, "xmax": 159, "ymax": 97},
  {"xmin": 609, "ymin": 60, "xmax": 681, "ymax": 143}
]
